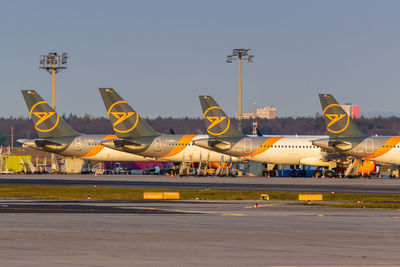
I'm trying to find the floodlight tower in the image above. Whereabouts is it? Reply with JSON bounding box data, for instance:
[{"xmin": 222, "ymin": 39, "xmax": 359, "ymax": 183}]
[
  {"xmin": 39, "ymin": 52, "xmax": 68, "ymax": 110},
  {"xmin": 226, "ymin": 49, "xmax": 254, "ymax": 120},
  {"xmin": 39, "ymin": 52, "xmax": 68, "ymax": 173}
]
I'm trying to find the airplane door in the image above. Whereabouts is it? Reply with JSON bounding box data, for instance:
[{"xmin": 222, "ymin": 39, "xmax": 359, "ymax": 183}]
[
  {"xmin": 75, "ymin": 137, "xmax": 82, "ymax": 151},
  {"xmin": 366, "ymin": 139, "xmax": 373, "ymax": 154},
  {"xmin": 154, "ymin": 138, "xmax": 161, "ymax": 152},
  {"xmin": 244, "ymin": 139, "xmax": 251, "ymax": 154}
]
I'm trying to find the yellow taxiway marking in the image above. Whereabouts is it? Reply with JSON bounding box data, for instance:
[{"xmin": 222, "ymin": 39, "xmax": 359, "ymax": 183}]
[
  {"xmin": 245, "ymin": 203, "xmax": 281, "ymax": 209},
  {"xmin": 129, "ymin": 206, "xmax": 247, "ymax": 217}
]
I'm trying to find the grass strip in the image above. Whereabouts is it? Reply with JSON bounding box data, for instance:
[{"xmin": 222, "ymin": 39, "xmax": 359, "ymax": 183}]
[
  {"xmin": 0, "ymin": 185, "xmax": 295, "ymax": 200},
  {"xmin": 1, "ymin": 185, "xmax": 400, "ymax": 205}
]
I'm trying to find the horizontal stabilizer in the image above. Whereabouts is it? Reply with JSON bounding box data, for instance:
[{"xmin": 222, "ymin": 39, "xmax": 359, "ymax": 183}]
[
  {"xmin": 328, "ymin": 140, "xmax": 353, "ymax": 150},
  {"xmin": 193, "ymin": 138, "xmax": 232, "ymax": 151},
  {"xmin": 18, "ymin": 138, "xmax": 67, "ymax": 150},
  {"xmin": 313, "ymin": 138, "xmax": 353, "ymax": 151},
  {"xmin": 208, "ymin": 140, "xmax": 232, "ymax": 150},
  {"xmin": 101, "ymin": 139, "xmax": 147, "ymax": 151}
]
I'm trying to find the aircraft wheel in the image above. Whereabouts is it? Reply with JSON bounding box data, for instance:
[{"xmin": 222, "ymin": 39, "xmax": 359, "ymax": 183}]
[
  {"xmin": 325, "ymin": 170, "xmax": 334, "ymax": 178},
  {"xmin": 269, "ymin": 170, "xmax": 276, "ymax": 177}
]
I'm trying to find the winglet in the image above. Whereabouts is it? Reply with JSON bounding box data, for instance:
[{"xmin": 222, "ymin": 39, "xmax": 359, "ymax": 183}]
[
  {"xmin": 319, "ymin": 94, "xmax": 365, "ymax": 138},
  {"xmin": 199, "ymin": 95, "xmax": 244, "ymax": 138},
  {"xmin": 21, "ymin": 90, "xmax": 79, "ymax": 138},
  {"xmin": 99, "ymin": 88, "xmax": 159, "ymax": 139}
]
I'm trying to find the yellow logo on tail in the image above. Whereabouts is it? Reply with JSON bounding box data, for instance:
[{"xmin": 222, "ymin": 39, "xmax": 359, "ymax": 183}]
[
  {"xmin": 107, "ymin": 101, "xmax": 139, "ymax": 133},
  {"xmin": 111, "ymin": 112, "xmax": 135, "ymax": 127},
  {"xmin": 325, "ymin": 114, "xmax": 346, "ymax": 128},
  {"xmin": 323, "ymin": 104, "xmax": 350, "ymax": 134},
  {"xmin": 206, "ymin": 116, "xmax": 227, "ymax": 130},
  {"xmin": 29, "ymin": 101, "xmax": 60, "ymax": 132},
  {"xmin": 33, "ymin": 112, "xmax": 55, "ymax": 127},
  {"xmin": 203, "ymin": 106, "xmax": 230, "ymax": 136}
]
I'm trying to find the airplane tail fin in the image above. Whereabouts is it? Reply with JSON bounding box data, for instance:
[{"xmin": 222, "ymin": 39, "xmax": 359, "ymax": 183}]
[
  {"xmin": 198, "ymin": 95, "xmax": 244, "ymax": 138},
  {"xmin": 319, "ymin": 94, "xmax": 365, "ymax": 138},
  {"xmin": 99, "ymin": 88, "xmax": 159, "ymax": 139},
  {"xmin": 21, "ymin": 90, "xmax": 79, "ymax": 139}
]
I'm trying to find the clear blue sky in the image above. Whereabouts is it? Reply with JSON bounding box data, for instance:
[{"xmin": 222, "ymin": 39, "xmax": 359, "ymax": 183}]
[{"xmin": 1, "ymin": 0, "xmax": 400, "ymax": 118}]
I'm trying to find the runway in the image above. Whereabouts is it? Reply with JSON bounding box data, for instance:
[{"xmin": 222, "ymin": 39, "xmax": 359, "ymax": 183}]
[
  {"xmin": 1, "ymin": 175, "xmax": 400, "ymax": 265},
  {"xmin": 0, "ymin": 201, "xmax": 184, "ymax": 214},
  {"xmin": 1, "ymin": 198, "xmax": 400, "ymax": 266},
  {"xmin": 1, "ymin": 174, "xmax": 400, "ymax": 194}
]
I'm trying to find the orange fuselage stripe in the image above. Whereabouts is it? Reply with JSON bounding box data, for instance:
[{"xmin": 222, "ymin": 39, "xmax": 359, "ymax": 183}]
[
  {"xmin": 365, "ymin": 136, "xmax": 400, "ymax": 159},
  {"xmin": 243, "ymin": 137, "xmax": 283, "ymax": 157},
  {"xmin": 159, "ymin": 135, "xmax": 197, "ymax": 159},
  {"xmin": 81, "ymin": 135, "xmax": 117, "ymax": 158}
]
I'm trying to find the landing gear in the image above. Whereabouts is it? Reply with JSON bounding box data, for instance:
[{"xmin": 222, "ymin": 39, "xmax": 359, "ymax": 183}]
[{"xmin": 325, "ymin": 170, "xmax": 334, "ymax": 178}]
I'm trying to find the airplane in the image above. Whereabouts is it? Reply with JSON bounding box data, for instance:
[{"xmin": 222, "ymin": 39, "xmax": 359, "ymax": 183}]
[
  {"xmin": 192, "ymin": 95, "xmax": 345, "ymax": 177},
  {"xmin": 19, "ymin": 90, "xmax": 153, "ymax": 162},
  {"xmin": 313, "ymin": 94, "xmax": 400, "ymax": 173},
  {"xmin": 98, "ymin": 88, "xmax": 238, "ymax": 175}
]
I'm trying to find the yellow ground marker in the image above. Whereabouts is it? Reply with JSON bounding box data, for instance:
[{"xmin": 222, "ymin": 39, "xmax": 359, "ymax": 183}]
[
  {"xmin": 299, "ymin": 193, "xmax": 323, "ymax": 201},
  {"xmin": 143, "ymin": 192, "xmax": 180, "ymax": 200}
]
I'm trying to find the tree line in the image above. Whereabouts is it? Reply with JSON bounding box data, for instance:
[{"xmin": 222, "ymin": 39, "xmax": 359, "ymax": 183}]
[{"xmin": 1, "ymin": 115, "xmax": 400, "ymax": 146}]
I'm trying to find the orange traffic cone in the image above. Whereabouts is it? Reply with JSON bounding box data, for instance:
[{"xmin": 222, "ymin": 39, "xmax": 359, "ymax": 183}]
[
  {"xmin": 322, "ymin": 173, "xmax": 325, "ymax": 179},
  {"xmin": 379, "ymin": 173, "xmax": 381, "ymax": 179}
]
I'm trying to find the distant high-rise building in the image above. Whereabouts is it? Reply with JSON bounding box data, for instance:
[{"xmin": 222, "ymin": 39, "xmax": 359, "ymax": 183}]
[
  {"xmin": 350, "ymin": 105, "xmax": 359, "ymax": 119},
  {"xmin": 238, "ymin": 103, "xmax": 277, "ymax": 119},
  {"xmin": 341, "ymin": 104, "xmax": 359, "ymax": 119}
]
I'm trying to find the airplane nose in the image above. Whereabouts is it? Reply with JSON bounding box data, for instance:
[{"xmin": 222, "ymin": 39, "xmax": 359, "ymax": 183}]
[{"xmin": 18, "ymin": 139, "xmax": 37, "ymax": 148}]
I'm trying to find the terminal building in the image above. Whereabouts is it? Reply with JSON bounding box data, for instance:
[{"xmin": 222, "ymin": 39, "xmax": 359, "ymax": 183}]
[{"xmin": 237, "ymin": 103, "xmax": 277, "ymax": 119}]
